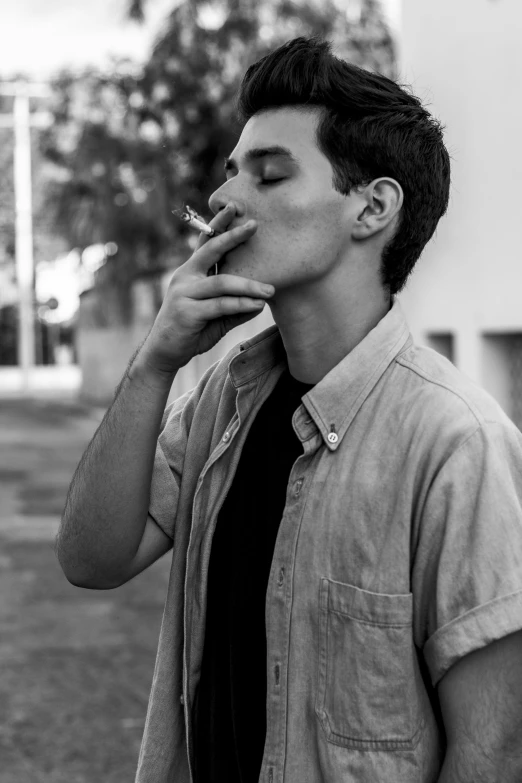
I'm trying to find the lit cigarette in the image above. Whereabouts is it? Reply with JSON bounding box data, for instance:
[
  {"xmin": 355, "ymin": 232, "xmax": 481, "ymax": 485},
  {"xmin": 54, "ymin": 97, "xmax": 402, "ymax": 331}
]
[
  {"xmin": 173, "ymin": 204, "xmax": 220, "ymax": 276},
  {"xmin": 173, "ymin": 205, "xmax": 217, "ymax": 237}
]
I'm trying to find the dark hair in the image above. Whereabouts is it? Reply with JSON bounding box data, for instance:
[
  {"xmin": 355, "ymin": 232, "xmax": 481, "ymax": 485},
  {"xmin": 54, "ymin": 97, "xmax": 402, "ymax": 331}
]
[{"xmin": 237, "ymin": 37, "xmax": 451, "ymax": 295}]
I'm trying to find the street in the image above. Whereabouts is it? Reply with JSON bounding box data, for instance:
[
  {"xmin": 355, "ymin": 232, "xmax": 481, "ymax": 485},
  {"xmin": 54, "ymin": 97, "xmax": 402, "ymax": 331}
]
[{"xmin": 0, "ymin": 396, "xmax": 170, "ymax": 783}]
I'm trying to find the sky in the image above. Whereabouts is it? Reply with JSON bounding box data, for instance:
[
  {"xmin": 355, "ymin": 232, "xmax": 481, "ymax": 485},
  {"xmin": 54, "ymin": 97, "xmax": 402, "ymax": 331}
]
[
  {"xmin": 0, "ymin": 0, "xmax": 178, "ymax": 79},
  {"xmin": 0, "ymin": 0, "xmax": 401, "ymax": 80}
]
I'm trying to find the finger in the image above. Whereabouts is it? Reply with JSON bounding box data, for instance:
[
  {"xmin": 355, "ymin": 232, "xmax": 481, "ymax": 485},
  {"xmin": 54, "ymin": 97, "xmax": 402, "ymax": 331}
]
[
  {"xmin": 186, "ymin": 273, "xmax": 274, "ymax": 301},
  {"xmin": 190, "ymin": 221, "xmax": 258, "ymax": 275},
  {"xmin": 195, "ymin": 296, "xmax": 266, "ymax": 321},
  {"xmin": 196, "ymin": 202, "xmax": 237, "ymax": 251}
]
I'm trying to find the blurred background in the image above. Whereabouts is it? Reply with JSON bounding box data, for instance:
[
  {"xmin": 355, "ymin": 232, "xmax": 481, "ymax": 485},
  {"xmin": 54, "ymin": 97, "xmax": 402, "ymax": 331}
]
[
  {"xmin": 0, "ymin": 0, "xmax": 519, "ymax": 780},
  {"xmin": 0, "ymin": 0, "xmax": 399, "ymax": 405}
]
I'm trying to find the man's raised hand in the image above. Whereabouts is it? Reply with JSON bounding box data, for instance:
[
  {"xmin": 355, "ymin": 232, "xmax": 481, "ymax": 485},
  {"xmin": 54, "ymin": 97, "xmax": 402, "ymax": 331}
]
[{"xmin": 139, "ymin": 203, "xmax": 274, "ymax": 376}]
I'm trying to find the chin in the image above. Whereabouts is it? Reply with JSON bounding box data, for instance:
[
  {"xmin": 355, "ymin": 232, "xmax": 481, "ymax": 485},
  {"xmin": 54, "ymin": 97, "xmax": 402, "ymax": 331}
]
[{"xmin": 220, "ymin": 248, "xmax": 260, "ymax": 278}]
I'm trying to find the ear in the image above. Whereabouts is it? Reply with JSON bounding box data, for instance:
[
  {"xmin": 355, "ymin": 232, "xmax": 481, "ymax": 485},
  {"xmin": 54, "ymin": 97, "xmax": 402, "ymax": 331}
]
[{"xmin": 351, "ymin": 178, "xmax": 403, "ymax": 241}]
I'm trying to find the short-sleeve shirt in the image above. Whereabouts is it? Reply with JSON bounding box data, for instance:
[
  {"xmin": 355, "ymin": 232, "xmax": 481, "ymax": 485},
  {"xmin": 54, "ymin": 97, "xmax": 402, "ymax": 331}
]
[{"xmin": 136, "ymin": 297, "xmax": 522, "ymax": 783}]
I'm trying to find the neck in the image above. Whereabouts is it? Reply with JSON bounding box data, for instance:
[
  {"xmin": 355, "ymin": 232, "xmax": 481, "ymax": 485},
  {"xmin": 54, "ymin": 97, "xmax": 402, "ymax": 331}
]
[{"xmin": 269, "ymin": 272, "xmax": 392, "ymax": 385}]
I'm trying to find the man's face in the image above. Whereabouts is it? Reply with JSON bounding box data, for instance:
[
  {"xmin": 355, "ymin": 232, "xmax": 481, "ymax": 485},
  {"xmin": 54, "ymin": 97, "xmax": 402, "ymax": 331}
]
[{"xmin": 208, "ymin": 107, "xmax": 356, "ymax": 290}]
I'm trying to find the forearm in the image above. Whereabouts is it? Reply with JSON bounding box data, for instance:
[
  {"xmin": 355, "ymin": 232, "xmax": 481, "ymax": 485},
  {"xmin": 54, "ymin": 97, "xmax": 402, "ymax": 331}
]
[
  {"xmin": 437, "ymin": 751, "xmax": 486, "ymax": 783},
  {"xmin": 55, "ymin": 343, "xmax": 177, "ymax": 588},
  {"xmin": 437, "ymin": 744, "xmax": 522, "ymax": 783}
]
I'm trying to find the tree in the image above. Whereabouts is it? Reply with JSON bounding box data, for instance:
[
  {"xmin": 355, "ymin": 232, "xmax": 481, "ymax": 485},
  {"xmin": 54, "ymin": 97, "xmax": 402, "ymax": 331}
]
[
  {"xmin": 40, "ymin": 65, "xmax": 180, "ymax": 318},
  {"xmin": 0, "ymin": 87, "xmax": 69, "ymax": 273},
  {"xmin": 0, "ymin": 86, "xmax": 69, "ymax": 363}
]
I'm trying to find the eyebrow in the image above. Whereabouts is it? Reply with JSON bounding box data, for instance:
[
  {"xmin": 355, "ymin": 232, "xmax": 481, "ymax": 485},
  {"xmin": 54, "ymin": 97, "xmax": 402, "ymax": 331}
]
[{"xmin": 223, "ymin": 145, "xmax": 300, "ymax": 173}]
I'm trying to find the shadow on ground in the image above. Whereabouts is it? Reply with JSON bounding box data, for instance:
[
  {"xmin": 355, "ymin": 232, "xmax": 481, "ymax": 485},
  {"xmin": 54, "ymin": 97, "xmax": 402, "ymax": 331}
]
[{"xmin": 0, "ymin": 397, "xmax": 171, "ymax": 783}]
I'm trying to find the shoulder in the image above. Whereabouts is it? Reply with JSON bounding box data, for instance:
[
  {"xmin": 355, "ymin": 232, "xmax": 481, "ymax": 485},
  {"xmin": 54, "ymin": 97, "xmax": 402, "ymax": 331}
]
[{"xmin": 392, "ymin": 342, "xmax": 518, "ymax": 447}]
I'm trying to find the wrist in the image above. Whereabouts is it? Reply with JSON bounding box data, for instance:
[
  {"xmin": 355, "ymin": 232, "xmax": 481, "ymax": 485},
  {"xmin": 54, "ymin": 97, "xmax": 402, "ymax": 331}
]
[{"xmin": 129, "ymin": 347, "xmax": 179, "ymax": 391}]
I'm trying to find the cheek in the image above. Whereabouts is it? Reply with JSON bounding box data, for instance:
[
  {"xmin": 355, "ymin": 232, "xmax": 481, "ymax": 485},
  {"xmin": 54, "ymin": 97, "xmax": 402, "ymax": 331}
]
[
  {"xmin": 277, "ymin": 196, "xmax": 319, "ymax": 226},
  {"xmin": 266, "ymin": 198, "xmax": 345, "ymax": 252}
]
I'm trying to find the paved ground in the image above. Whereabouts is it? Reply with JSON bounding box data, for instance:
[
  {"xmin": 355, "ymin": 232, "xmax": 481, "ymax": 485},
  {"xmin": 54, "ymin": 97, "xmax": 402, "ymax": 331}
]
[
  {"xmin": 0, "ymin": 396, "xmax": 102, "ymax": 543},
  {"xmin": 0, "ymin": 396, "xmax": 171, "ymax": 783}
]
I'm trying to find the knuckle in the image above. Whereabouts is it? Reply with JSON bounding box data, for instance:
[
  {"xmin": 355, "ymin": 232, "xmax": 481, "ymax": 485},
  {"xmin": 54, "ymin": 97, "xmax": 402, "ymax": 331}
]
[
  {"xmin": 223, "ymin": 225, "xmax": 245, "ymax": 241},
  {"xmin": 217, "ymin": 233, "xmax": 233, "ymax": 249},
  {"xmin": 218, "ymin": 296, "xmax": 232, "ymax": 312},
  {"xmin": 167, "ymin": 272, "xmax": 180, "ymax": 291}
]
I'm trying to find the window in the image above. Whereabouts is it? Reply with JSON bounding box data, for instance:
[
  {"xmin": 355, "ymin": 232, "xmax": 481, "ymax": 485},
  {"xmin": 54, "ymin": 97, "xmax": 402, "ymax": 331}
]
[
  {"xmin": 482, "ymin": 334, "xmax": 522, "ymax": 431},
  {"xmin": 425, "ymin": 332, "xmax": 455, "ymax": 364}
]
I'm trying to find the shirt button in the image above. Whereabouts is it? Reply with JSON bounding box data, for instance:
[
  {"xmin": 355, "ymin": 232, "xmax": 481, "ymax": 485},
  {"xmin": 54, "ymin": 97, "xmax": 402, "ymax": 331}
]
[
  {"xmin": 327, "ymin": 432, "xmax": 339, "ymax": 444},
  {"xmin": 222, "ymin": 432, "xmax": 231, "ymax": 442},
  {"xmin": 293, "ymin": 479, "xmax": 303, "ymax": 497}
]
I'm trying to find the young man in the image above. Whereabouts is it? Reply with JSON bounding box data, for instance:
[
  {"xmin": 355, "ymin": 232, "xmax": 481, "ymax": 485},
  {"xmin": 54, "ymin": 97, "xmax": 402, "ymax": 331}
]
[{"xmin": 56, "ymin": 37, "xmax": 522, "ymax": 783}]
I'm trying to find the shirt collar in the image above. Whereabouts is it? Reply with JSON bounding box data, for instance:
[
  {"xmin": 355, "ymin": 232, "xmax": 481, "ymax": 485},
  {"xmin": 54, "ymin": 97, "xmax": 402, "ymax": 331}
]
[{"xmin": 229, "ymin": 296, "xmax": 412, "ymax": 450}]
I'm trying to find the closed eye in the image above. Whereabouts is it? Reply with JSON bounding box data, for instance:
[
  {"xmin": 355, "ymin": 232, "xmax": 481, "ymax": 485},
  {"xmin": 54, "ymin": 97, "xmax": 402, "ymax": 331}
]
[{"xmin": 259, "ymin": 177, "xmax": 286, "ymax": 186}]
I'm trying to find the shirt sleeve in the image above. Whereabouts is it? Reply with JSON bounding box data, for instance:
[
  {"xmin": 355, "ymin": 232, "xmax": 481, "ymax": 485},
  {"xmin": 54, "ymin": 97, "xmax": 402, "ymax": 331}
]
[
  {"xmin": 148, "ymin": 357, "xmax": 223, "ymax": 539},
  {"xmin": 147, "ymin": 387, "xmax": 193, "ymax": 539},
  {"xmin": 412, "ymin": 419, "xmax": 522, "ymax": 686}
]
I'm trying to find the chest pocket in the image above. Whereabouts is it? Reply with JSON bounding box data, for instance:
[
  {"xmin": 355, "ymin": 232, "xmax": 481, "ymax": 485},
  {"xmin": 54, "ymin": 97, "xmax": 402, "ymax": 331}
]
[{"xmin": 315, "ymin": 578, "xmax": 424, "ymax": 751}]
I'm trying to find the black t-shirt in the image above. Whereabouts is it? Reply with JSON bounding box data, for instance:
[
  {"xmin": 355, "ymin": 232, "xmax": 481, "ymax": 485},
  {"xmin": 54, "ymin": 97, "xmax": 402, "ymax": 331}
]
[{"xmin": 192, "ymin": 366, "xmax": 314, "ymax": 783}]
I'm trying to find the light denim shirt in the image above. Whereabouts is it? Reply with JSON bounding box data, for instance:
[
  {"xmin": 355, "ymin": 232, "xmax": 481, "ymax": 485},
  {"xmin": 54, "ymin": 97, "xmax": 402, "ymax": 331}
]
[{"xmin": 136, "ymin": 297, "xmax": 522, "ymax": 783}]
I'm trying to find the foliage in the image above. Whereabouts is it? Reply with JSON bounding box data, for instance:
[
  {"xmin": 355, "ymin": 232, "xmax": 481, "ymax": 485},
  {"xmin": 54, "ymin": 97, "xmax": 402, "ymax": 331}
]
[
  {"xmin": 40, "ymin": 0, "xmax": 396, "ymax": 314},
  {"xmin": 0, "ymin": 87, "xmax": 68, "ymax": 265},
  {"xmin": 40, "ymin": 66, "xmax": 179, "ymax": 317},
  {"xmin": 0, "ymin": 110, "xmax": 15, "ymax": 265},
  {"xmin": 0, "ymin": 85, "xmax": 68, "ymax": 346}
]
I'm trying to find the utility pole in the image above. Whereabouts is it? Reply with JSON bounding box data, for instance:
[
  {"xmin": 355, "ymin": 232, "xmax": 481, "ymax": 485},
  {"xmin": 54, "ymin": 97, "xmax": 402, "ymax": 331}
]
[{"xmin": 0, "ymin": 81, "xmax": 51, "ymax": 393}]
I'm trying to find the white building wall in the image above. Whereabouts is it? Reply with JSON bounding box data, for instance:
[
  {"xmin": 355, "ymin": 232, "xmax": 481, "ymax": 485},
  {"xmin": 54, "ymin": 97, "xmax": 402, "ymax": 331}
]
[{"xmin": 396, "ymin": 0, "xmax": 522, "ymax": 397}]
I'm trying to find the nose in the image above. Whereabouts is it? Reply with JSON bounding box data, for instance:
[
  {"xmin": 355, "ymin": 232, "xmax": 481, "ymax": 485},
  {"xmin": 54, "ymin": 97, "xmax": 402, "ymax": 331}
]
[
  {"xmin": 208, "ymin": 181, "xmax": 230, "ymax": 216},
  {"xmin": 208, "ymin": 179, "xmax": 245, "ymax": 218}
]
